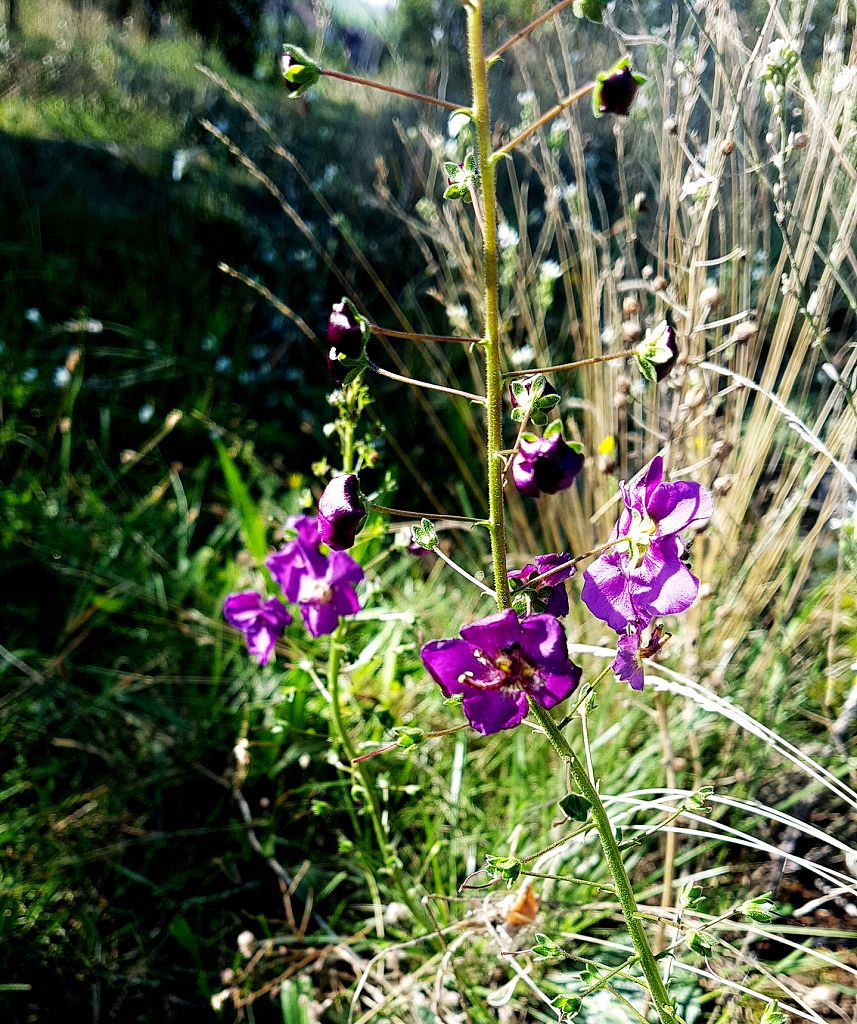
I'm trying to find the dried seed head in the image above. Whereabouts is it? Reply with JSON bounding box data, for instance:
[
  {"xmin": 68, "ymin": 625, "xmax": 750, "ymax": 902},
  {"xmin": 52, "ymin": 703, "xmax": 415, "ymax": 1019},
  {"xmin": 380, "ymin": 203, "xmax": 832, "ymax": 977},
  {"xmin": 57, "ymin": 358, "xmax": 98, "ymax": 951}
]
[
  {"xmin": 685, "ymin": 385, "xmax": 707, "ymax": 409},
  {"xmin": 652, "ymin": 275, "xmax": 668, "ymax": 292},
  {"xmin": 615, "ymin": 373, "xmax": 632, "ymax": 395},
  {"xmin": 664, "ymin": 116, "xmax": 678, "ymax": 134},
  {"xmin": 633, "ymin": 191, "xmax": 648, "ymax": 213},
  {"xmin": 731, "ymin": 320, "xmax": 758, "ymax": 344},
  {"xmin": 613, "ymin": 392, "xmax": 629, "ymax": 409},
  {"xmin": 792, "ymin": 130, "xmax": 808, "ymax": 149},
  {"xmin": 700, "ymin": 284, "xmax": 722, "ymax": 309},
  {"xmin": 721, "ymin": 137, "xmax": 735, "ymax": 155},
  {"xmin": 642, "ymin": 264, "xmax": 654, "ymax": 279},
  {"xmin": 622, "ymin": 295, "xmax": 641, "ymax": 317},
  {"xmin": 698, "ymin": 582, "xmax": 713, "ymax": 599},
  {"xmin": 713, "ymin": 474, "xmax": 733, "ymax": 495},
  {"xmin": 712, "ymin": 440, "xmax": 733, "ymax": 460},
  {"xmin": 622, "ymin": 320, "xmax": 642, "ymax": 342}
]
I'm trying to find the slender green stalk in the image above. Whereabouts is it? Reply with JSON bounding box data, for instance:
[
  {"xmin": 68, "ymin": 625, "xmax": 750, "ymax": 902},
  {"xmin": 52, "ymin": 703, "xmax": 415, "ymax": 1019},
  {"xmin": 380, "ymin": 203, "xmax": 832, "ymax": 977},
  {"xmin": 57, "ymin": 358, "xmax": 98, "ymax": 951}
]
[
  {"xmin": 467, "ymin": 0, "xmax": 511, "ymax": 610},
  {"xmin": 494, "ymin": 82, "xmax": 595, "ymax": 158},
  {"xmin": 529, "ymin": 702, "xmax": 678, "ymax": 1022},
  {"xmin": 326, "ymin": 630, "xmax": 424, "ymax": 922},
  {"xmin": 321, "ymin": 68, "xmax": 464, "ymax": 112},
  {"xmin": 503, "ymin": 347, "xmax": 639, "ymax": 379}
]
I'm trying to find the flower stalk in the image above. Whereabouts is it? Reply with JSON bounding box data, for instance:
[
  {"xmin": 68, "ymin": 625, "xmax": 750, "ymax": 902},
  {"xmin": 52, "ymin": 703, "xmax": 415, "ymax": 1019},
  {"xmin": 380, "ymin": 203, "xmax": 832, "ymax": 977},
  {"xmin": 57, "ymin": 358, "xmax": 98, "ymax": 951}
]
[
  {"xmin": 320, "ymin": 67, "xmax": 464, "ymax": 111},
  {"xmin": 467, "ymin": 0, "xmax": 511, "ymax": 610},
  {"xmin": 465, "ymin": 3, "xmax": 676, "ymax": 1018},
  {"xmin": 528, "ymin": 702, "xmax": 678, "ymax": 1022}
]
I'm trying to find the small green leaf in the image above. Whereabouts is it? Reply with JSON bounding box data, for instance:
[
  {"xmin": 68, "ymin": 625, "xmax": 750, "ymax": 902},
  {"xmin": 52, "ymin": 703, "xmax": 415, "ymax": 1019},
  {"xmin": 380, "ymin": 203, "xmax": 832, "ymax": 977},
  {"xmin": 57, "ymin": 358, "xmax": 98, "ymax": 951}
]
[
  {"xmin": 688, "ymin": 930, "xmax": 713, "ymax": 956},
  {"xmin": 532, "ymin": 932, "xmax": 566, "ymax": 961},
  {"xmin": 393, "ymin": 726, "xmax": 425, "ymax": 749},
  {"xmin": 411, "ymin": 518, "xmax": 438, "ymax": 549},
  {"xmin": 559, "ymin": 792, "xmax": 592, "ymax": 822},
  {"xmin": 485, "ymin": 854, "xmax": 522, "ymax": 887}
]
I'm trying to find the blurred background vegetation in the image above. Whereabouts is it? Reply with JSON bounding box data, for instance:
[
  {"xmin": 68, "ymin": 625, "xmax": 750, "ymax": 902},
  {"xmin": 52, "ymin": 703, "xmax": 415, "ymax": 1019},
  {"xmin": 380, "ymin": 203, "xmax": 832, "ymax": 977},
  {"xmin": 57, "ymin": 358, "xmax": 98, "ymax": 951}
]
[{"xmin": 1, "ymin": 0, "xmax": 856, "ymax": 1022}]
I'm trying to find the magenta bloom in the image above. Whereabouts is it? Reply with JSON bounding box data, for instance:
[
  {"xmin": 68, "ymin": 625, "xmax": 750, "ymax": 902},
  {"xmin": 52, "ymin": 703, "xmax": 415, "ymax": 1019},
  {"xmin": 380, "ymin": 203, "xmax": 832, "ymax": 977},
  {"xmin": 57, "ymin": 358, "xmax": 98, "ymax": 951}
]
[
  {"xmin": 581, "ymin": 457, "xmax": 713, "ymax": 631},
  {"xmin": 512, "ymin": 432, "xmax": 584, "ymax": 498},
  {"xmin": 318, "ymin": 474, "xmax": 366, "ymax": 551},
  {"xmin": 267, "ymin": 515, "xmax": 322, "ymax": 601},
  {"xmin": 612, "ymin": 631, "xmax": 645, "ymax": 691},
  {"xmin": 420, "ymin": 609, "xmax": 581, "ymax": 735},
  {"xmin": 223, "ymin": 591, "xmax": 291, "ymax": 665},
  {"xmin": 508, "ymin": 553, "xmax": 574, "ymax": 617},
  {"xmin": 293, "ymin": 548, "xmax": 363, "ymax": 637}
]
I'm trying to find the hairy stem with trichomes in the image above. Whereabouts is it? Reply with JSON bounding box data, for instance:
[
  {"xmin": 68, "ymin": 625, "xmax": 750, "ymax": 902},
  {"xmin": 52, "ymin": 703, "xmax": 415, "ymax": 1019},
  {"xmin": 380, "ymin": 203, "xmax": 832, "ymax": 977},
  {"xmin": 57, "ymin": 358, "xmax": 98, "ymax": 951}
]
[{"xmin": 466, "ymin": 3, "xmax": 676, "ymax": 1019}]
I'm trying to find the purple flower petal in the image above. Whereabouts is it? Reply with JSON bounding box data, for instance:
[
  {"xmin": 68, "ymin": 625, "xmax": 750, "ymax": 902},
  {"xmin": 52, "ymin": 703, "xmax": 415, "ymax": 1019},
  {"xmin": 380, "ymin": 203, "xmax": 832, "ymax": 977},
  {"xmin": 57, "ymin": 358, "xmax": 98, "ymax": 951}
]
[
  {"xmin": 332, "ymin": 583, "xmax": 361, "ymax": 617},
  {"xmin": 301, "ymin": 601, "xmax": 340, "ymax": 638},
  {"xmin": 647, "ymin": 480, "xmax": 713, "ymax": 535},
  {"xmin": 581, "ymin": 551, "xmax": 639, "ymax": 631},
  {"xmin": 223, "ymin": 591, "xmax": 263, "ymax": 628},
  {"xmin": 529, "ymin": 664, "xmax": 581, "ymax": 709},
  {"xmin": 459, "ymin": 608, "xmax": 522, "ymax": 656},
  {"xmin": 612, "ymin": 632, "xmax": 645, "ymax": 690},
  {"xmin": 326, "ymin": 549, "xmax": 364, "ymax": 587},
  {"xmin": 461, "ymin": 690, "xmax": 529, "ymax": 735},
  {"xmin": 421, "ymin": 638, "xmax": 497, "ymax": 696},
  {"xmin": 519, "ymin": 613, "xmax": 570, "ymax": 669},
  {"xmin": 288, "ymin": 514, "xmax": 322, "ymax": 550},
  {"xmin": 260, "ymin": 596, "xmax": 292, "ymax": 629},
  {"xmin": 245, "ymin": 622, "xmax": 279, "ymax": 665}
]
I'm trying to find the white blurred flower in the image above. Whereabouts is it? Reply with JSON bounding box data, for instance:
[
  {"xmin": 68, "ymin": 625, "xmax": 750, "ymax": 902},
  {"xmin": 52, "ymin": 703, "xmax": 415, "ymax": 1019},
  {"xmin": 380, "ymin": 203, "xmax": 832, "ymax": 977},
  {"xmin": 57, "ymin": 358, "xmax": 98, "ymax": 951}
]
[
  {"xmin": 833, "ymin": 66, "xmax": 857, "ymax": 93},
  {"xmin": 497, "ymin": 222, "xmax": 519, "ymax": 249},
  {"xmin": 540, "ymin": 259, "xmax": 562, "ymax": 281},
  {"xmin": 446, "ymin": 303, "xmax": 469, "ymax": 332},
  {"xmin": 237, "ymin": 930, "xmax": 255, "ymax": 958},
  {"xmin": 447, "ymin": 111, "xmax": 470, "ymax": 139}
]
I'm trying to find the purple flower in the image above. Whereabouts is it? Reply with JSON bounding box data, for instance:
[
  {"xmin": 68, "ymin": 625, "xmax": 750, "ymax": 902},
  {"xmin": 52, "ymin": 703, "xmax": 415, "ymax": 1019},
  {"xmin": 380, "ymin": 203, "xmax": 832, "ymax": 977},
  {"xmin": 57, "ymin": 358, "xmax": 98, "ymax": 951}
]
[
  {"xmin": 318, "ymin": 474, "xmax": 366, "ymax": 551},
  {"xmin": 293, "ymin": 548, "xmax": 363, "ymax": 637},
  {"xmin": 327, "ymin": 299, "xmax": 366, "ymax": 386},
  {"xmin": 593, "ymin": 58, "xmax": 646, "ymax": 117},
  {"xmin": 420, "ymin": 609, "xmax": 581, "ymax": 735},
  {"xmin": 581, "ymin": 457, "xmax": 713, "ymax": 631},
  {"xmin": 512, "ymin": 430, "xmax": 584, "ymax": 498},
  {"xmin": 508, "ymin": 553, "xmax": 575, "ymax": 617},
  {"xmin": 267, "ymin": 515, "xmax": 321, "ymax": 601},
  {"xmin": 223, "ymin": 591, "xmax": 292, "ymax": 665},
  {"xmin": 612, "ymin": 631, "xmax": 644, "ymax": 691}
]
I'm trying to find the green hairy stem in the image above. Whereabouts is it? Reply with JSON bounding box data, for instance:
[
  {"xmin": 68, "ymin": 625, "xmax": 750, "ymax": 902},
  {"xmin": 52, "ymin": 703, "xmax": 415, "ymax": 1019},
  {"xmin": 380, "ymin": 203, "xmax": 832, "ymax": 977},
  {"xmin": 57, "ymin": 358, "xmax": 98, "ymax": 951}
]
[{"xmin": 466, "ymin": 3, "xmax": 677, "ymax": 1019}]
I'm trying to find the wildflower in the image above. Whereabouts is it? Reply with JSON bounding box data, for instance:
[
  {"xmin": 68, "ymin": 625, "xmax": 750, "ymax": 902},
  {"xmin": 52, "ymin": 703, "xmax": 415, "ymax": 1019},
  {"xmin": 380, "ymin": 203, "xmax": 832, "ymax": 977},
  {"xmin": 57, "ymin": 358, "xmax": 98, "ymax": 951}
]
[
  {"xmin": 317, "ymin": 473, "xmax": 366, "ymax": 550},
  {"xmin": 611, "ymin": 630, "xmax": 645, "ymax": 691},
  {"xmin": 223, "ymin": 591, "xmax": 292, "ymax": 665},
  {"xmin": 267, "ymin": 515, "xmax": 322, "ymax": 600},
  {"xmin": 420, "ymin": 608, "xmax": 581, "ymax": 735},
  {"xmin": 280, "ymin": 43, "xmax": 321, "ymax": 98},
  {"xmin": 508, "ymin": 373, "xmax": 560, "ymax": 426},
  {"xmin": 327, "ymin": 298, "xmax": 367, "ymax": 385},
  {"xmin": 581, "ymin": 457, "xmax": 713, "ymax": 631},
  {"xmin": 511, "ymin": 424, "xmax": 584, "ymax": 498},
  {"xmin": 508, "ymin": 553, "xmax": 574, "ymax": 617},
  {"xmin": 236, "ymin": 929, "xmax": 255, "ymax": 958},
  {"xmin": 635, "ymin": 319, "xmax": 679, "ymax": 382},
  {"xmin": 593, "ymin": 58, "xmax": 646, "ymax": 118},
  {"xmin": 294, "ymin": 548, "xmax": 363, "ymax": 637}
]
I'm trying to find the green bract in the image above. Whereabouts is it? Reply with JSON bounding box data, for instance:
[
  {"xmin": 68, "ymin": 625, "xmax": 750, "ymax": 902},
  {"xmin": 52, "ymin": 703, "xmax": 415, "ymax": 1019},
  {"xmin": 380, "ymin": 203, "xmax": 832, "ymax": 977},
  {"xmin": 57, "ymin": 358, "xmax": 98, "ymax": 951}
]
[{"xmin": 280, "ymin": 43, "xmax": 321, "ymax": 99}]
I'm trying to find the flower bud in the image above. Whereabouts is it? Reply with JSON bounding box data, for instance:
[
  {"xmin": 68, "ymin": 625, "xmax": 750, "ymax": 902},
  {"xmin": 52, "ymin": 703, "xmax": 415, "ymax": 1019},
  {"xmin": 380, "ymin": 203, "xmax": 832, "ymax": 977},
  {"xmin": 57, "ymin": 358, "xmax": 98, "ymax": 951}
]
[
  {"xmin": 593, "ymin": 58, "xmax": 646, "ymax": 118},
  {"xmin": 280, "ymin": 44, "xmax": 321, "ymax": 98},
  {"xmin": 327, "ymin": 298, "xmax": 366, "ymax": 385},
  {"xmin": 317, "ymin": 473, "xmax": 366, "ymax": 551},
  {"xmin": 730, "ymin": 320, "xmax": 758, "ymax": 344},
  {"xmin": 700, "ymin": 283, "xmax": 722, "ymax": 309},
  {"xmin": 508, "ymin": 373, "xmax": 560, "ymax": 425},
  {"xmin": 512, "ymin": 424, "xmax": 584, "ymax": 498}
]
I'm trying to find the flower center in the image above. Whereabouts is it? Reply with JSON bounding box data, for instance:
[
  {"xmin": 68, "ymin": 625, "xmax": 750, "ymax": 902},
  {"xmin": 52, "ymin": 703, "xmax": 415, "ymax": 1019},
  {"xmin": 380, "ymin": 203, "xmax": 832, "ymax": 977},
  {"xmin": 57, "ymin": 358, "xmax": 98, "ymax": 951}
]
[
  {"xmin": 300, "ymin": 577, "xmax": 334, "ymax": 605},
  {"xmin": 623, "ymin": 508, "xmax": 657, "ymax": 564},
  {"xmin": 493, "ymin": 643, "xmax": 538, "ymax": 692}
]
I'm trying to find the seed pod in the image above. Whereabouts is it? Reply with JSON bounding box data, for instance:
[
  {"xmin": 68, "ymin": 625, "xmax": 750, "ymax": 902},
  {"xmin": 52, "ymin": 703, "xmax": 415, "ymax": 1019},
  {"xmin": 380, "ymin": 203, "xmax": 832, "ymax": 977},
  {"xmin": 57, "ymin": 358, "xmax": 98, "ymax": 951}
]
[
  {"xmin": 792, "ymin": 130, "xmax": 808, "ymax": 149},
  {"xmin": 622, "ymin": 295, "xmax": 641, "ymax": 317},
  {"xmin": 713, "ymin": 474, "xmax": 733, "ymax": 495},
  {"xmin": 633, "ymin": 191, "xmax": 648, "ymax": 213},
  {"xmin": 597, "ymin": 451, "xmax": 617, "ymax": 474},
  {"xmin": 731, "ymin": 320, "xmax": 758, "ymax": 344},
  {"xmin": 622, "ymin": 320, "xmax": 642, "ymax": 342},
  {"xmin": 700, "ymin": 284, "xmax": 722, "ymax": 309},
  {"xmin": 721, "ymin": 137, "xmax": 735, "ymax": 155},
  {"xmin": 664, "ymin": 116, "xmax": 678, "ymax": 134},
  {"xmin": 685, "ymin": 385, "xmax": 707, "ymax": 409},
  {"xmin": 615, "ymin": 373, "xmax": 632, "ymax": 395},
  {"xmin": 652, "ymin": 275, "xmax": 668, "ymax": 292}
]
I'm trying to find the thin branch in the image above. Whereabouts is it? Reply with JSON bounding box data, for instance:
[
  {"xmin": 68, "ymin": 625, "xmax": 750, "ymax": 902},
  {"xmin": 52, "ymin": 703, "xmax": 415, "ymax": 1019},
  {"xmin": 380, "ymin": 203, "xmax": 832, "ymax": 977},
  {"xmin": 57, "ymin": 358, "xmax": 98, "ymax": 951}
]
[
  {"xmin": 495, "ymin": 82, "xmax": 595, "ymax": 158},
  {"xmin": 503, "ymin": 347, "xmax": 638, "ymax": 378},
  {"xmin": 432, "ymin": 547, "xmax": 497, "ymax": 599},
  {"xmin": 370, "ymin": 503, "xmax": 483, "ymax": 523},
  {"xmin": 488, "ymin": 0, "xmax": 577, "ymax": 60},
  {"xmin": 321, "ymin": 69, "xmax": 465, "ymax": 112},
  {"xmin": 369, "ymin": 324, "xmax": 483, "ymax": 346},
  {"xmin": 368, "ymin": 360, "xmax": 487, "ymax": 404}
]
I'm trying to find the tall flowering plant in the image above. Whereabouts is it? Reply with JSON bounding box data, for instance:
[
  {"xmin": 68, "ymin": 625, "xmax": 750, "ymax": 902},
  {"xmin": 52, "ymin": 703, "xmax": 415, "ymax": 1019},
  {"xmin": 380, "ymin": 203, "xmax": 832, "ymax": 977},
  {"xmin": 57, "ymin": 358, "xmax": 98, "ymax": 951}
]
[{"xmin": 221, "ymin": 7, "xmax": 716, "ymax": 1021}]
